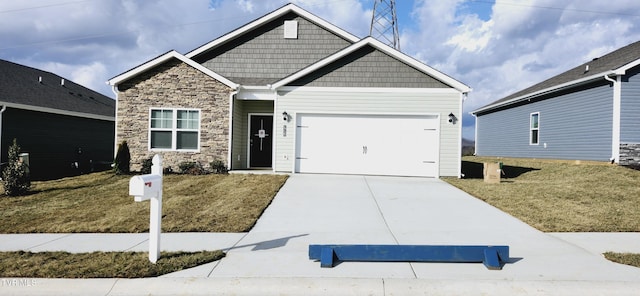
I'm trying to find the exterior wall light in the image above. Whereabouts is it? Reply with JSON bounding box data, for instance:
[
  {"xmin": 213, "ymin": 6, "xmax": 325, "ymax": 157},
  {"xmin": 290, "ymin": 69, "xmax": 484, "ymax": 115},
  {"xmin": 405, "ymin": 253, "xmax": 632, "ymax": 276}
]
[
  {"xmin": 283, "ymin": 111, "xmax": 289, "ymax": 122},
  {"xmin": 448, "ymin": 113, "xmax": 457, "ymax": 124}
]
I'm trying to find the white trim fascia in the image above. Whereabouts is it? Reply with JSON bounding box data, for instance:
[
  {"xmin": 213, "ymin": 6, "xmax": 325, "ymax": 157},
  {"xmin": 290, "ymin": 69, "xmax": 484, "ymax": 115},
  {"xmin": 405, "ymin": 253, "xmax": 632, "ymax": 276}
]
[
  {"xmin": 271, "ymin": 37, "xmax": 471, "ymax": 93},
  {"xmin": 227, "ymin": 91, "xmax": 238, "ymax": 170},
  {"xmin": 472, "ymin": 71, "xmax": 615, "ymax": 115},
  {"xmin": 108, "ymin": 51, "xmax": 238, "ymax": 89},
  {"xmin": 186, "ymin": 4, "xmax": 359, "ymax": 59},
  {"xmin": 613, "ymin": 58, "xmax": 640, "ymax": 75},
  {"xmin": 0, "ymin": 101, "xmax": 114, "ymax": 121},
  {"xmin": 236, "ymin": 89, "xmax": 277, "ymax": 101},
  {"xmin": 276, "ymin": 85, "xmax": 461, "ymax": 94},
  {"xmin": 457, "ymin": 92, "xmax": 464, "ymax": 178}
]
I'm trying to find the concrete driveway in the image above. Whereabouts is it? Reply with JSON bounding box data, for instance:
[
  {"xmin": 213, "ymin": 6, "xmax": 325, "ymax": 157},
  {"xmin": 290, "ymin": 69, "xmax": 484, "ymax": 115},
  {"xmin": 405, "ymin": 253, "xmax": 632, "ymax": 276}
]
[{"xmin": 173, "ymin": 174, "xmax": 640, "ymax": 282}]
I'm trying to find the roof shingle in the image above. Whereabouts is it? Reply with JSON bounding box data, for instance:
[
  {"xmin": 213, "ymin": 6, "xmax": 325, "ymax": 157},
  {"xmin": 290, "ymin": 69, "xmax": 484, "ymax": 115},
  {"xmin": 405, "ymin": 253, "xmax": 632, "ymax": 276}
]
[
  {"xmin": 475, "ymin": 40, "xmax": 640, "ymax": 113},
  {"xmin": 0, "ymin": 59, "xmax": 115, "ymax": 118}
]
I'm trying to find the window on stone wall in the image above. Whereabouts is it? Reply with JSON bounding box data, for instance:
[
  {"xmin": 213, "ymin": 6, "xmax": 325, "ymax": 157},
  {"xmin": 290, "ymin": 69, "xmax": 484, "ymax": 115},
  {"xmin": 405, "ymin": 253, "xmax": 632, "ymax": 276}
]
[{"xmin": 150, "ymin": 108, "xmax": 200, "ymax": 151}]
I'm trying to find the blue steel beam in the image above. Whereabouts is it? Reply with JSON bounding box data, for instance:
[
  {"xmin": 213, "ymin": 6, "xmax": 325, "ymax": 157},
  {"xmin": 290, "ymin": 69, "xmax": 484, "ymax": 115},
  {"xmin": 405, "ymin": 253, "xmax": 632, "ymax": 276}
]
[{"xmin": 309, "ymin": 245, "xmax": 509, "ymax": 270}]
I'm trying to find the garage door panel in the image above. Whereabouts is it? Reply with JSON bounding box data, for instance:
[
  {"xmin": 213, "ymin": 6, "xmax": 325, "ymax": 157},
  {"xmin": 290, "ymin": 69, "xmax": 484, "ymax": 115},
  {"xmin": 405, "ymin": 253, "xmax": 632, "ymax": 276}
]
[{"xmin": 295, "ymin": 114, "xmax": 439, "ymax": 177}]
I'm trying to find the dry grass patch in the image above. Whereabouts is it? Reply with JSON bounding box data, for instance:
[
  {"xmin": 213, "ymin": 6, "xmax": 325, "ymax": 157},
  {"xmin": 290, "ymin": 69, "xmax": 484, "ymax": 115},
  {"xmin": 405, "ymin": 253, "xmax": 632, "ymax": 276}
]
[
  {"xmin": 443, "ymin": 157, "xmax": 640, "ymax": 232},
  {"xmin": 0, "ymin": 251, "xmax": 224, "ymax": 278},
  {"xmin": 0, "ymin": 172, "xmax": 288, "ymax": 233},
  {"xmin": 604, "ymin": 253, "xmax": 640, "ymax": 268}
]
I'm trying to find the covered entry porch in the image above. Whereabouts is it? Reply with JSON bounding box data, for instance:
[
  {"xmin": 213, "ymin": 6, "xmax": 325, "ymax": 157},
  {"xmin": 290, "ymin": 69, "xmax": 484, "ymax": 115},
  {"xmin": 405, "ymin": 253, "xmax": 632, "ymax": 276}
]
[{"xmin": 229, "ymin": 91, "xmax": 275, "ymax": 171}]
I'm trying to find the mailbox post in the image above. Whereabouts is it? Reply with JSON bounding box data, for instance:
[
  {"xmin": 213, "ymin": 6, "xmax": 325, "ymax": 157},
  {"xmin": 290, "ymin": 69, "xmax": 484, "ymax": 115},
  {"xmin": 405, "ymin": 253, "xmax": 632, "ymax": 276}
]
[{"xmin": 129, "ymin": 154, "xmax": 163, "ymax": 263}]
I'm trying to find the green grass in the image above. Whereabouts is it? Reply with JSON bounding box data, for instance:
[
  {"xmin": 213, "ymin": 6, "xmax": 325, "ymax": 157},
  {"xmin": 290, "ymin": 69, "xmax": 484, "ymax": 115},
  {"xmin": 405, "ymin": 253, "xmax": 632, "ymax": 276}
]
[
  {"xmin": 0, "ymin": 172, "xmax": 289, "ymax": 233},
  {"xmin": 604, "ymin": 253, "xmax": 640, "ymax": 268},
  {"xmin": 0, "ymin": 251, "xmax": 224, "ymax": 278},
  {"xmin": 443, "ymin": 157, "xmax": 640, "ymax": 232}
]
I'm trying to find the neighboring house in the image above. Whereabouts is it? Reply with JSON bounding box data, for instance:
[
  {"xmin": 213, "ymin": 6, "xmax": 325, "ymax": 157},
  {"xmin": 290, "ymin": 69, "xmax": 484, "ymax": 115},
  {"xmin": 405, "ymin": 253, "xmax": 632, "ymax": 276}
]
[
  {"xmin": 108, "ymin": 3, "xmax": 471, "ymax": 178},
  {"xmin": 472, "ymin": 41, "xmax": 640, "ymax": 166},
  {"xmin": 0, "ymin": 59, "xmax": 115, "ymax": 180}
]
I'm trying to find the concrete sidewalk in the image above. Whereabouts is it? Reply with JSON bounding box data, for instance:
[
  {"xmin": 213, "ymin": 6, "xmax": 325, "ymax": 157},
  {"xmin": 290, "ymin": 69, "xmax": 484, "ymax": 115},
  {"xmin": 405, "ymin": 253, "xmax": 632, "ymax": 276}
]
[{"xmin": 1, "ymin": 174, "xmax": 639, "ymax": 295}]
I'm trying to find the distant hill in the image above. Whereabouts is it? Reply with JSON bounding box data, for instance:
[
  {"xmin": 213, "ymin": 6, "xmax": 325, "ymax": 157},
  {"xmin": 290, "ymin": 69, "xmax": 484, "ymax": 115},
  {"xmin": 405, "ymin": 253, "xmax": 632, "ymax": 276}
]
[{"xmin": 462, "ymin": 138, "xmax": 475, "ymax": 156}]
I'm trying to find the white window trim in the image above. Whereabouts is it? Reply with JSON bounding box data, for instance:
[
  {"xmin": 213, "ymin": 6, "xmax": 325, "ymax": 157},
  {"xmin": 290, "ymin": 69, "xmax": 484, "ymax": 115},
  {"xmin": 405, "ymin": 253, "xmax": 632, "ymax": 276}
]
[
  {"xmin": 149, "ymin": 108, "xmax": 201, "ymax": 152},
  {"xmin": 530, "ymin": 112, "xmax": 540, "ymax": 145}
]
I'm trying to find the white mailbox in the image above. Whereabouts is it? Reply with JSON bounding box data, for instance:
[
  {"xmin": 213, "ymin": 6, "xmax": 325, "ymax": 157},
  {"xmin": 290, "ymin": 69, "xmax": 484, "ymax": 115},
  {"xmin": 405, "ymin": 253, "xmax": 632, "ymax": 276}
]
[{"xmin": 129, "ymin": 174, "xmax": 162, "ymax": 201}]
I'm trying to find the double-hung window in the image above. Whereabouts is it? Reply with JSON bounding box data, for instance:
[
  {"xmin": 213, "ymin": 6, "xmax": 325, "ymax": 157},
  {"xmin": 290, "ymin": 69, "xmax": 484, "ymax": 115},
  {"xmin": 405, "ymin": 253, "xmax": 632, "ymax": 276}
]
[
  {"xmin": 530, "ymin": 112, "xmax": 540, "ymax": 145},
  {"xmin": 150, "ymin": 108, "xmax": 200, "ymax": 151}
]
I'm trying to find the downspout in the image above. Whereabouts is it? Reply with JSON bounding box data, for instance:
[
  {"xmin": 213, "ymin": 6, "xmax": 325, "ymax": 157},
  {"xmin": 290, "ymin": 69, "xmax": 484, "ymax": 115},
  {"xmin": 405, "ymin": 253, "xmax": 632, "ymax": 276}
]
[
  {"xmin": 0, "ymin": 105, "xmax": 6, "ymax": 166},
  {"xmin": 604, "ymin": 74, "xmax": 621, "ymax": 163},
  {"xmin": 111, "ymin": 85, "xmax": 119, "ymax": 160},
  {"xmin": 227, "ymin": 90, "xmax": 238, "ymax": 171},
  {"xmin": 458, "ymin": 93, "xmax": 467, "ymax": 178}
]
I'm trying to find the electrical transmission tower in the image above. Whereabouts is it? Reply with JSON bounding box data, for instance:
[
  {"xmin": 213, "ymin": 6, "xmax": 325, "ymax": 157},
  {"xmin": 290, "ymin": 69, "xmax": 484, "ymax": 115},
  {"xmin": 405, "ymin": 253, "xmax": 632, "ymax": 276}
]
[{"xmin": 369, "ymin": 0, "xmax": 400, "ymax": 50}]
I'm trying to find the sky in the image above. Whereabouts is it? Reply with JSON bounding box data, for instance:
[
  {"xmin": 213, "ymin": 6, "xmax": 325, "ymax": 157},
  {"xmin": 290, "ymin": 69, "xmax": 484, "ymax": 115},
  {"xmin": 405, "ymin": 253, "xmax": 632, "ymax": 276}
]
[{"xmin": 1, "ymin": 0, "xmax": 640, "ymax": 140}]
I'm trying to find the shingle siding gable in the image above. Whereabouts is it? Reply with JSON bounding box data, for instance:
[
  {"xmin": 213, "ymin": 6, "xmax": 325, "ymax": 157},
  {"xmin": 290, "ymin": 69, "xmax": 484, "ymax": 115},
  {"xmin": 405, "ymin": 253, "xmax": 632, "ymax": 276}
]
[
  {"xmin": 288, "ymin": 45, "xmax": 451, "ymax": 88},
  {"xmin": 194, "ymin": 12, "xmax": 352, "ymax": 85}
]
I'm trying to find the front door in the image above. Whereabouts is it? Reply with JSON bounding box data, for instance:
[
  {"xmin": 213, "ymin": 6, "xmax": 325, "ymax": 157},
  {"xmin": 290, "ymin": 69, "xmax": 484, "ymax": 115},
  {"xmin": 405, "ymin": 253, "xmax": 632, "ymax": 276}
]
[{"xmin": 249, "ymin": 115, "xmax": 273, "ymax": 167}]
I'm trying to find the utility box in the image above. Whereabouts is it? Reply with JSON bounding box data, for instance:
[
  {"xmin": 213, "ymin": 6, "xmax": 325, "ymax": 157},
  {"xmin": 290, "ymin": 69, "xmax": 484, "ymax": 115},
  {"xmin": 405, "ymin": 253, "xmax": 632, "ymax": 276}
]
[
  {"xmin": 483, "ymin": 162, "xmax": 502, "ymax": 184},
  {"xmin": 129, "ymin": 174, "xmax": 162, "ymax": 201}
]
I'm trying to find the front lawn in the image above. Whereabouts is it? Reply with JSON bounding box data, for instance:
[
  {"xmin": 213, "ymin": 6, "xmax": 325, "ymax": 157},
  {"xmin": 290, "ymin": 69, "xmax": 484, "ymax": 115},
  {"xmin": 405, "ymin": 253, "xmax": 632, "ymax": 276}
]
[
  {"xmin": 0, "ymin": 172, "xmax": 289, "ymax": 233},
  {"xmin": 443, "ymin": 157, "xmax": 640, "ymax": 232}
]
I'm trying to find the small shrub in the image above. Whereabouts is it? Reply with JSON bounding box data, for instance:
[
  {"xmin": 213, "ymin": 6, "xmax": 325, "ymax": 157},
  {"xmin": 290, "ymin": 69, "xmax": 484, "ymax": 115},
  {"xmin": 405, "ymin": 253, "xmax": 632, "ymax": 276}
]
[
  {"xmin": 140, "ymin": 157, "xmax": 153, "ymax": 174},
  {"xmin": 2, "ymin": 139, "xmax": 31, "ymax": 196},
  {"xmin": 163, "ymin": 167, "xmax": 174, "ymax": 174},
  {"xmin": 113, "ymin": 141, "xmax": 131, "ymax": 175},
  {"xmin": 210, "ymin": 160, "xmax": 228, "ymax": 174},
  {"xmin": 178, "ymin": 162, "xmax": 206, "ymax": 175}
]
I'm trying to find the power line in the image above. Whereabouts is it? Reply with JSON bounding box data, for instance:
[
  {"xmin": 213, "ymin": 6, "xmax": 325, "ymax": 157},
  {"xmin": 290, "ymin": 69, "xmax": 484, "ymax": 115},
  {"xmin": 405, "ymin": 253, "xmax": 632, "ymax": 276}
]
[
  {"xmin": 0, "ymin": 0, "xmax": 95, "ymax": 14},
  {"xmin": 469, "ymin": 0, "xmax": 640, "ymax": 18}
]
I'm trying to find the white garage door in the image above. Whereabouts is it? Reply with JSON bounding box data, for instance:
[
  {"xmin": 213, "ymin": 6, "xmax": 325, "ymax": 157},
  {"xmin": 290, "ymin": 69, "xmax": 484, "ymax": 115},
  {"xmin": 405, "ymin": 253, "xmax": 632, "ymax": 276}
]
[{"xmin": 295, "ymin": 114, "xmax": 439, "ymax": 177}]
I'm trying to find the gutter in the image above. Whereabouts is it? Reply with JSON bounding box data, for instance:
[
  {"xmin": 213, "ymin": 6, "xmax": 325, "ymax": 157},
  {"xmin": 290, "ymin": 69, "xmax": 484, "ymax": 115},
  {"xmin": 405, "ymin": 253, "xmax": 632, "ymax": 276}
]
[{"xmin": 472, "ymin": 71, "xmax": 615, "ymax": 115}]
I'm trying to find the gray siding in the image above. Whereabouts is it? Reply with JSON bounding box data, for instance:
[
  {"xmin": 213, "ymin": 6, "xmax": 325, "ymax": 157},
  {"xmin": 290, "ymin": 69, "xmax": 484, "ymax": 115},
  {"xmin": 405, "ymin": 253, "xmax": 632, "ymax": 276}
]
[
  {"xmin": 275, "ymin": 89, "xmax": 462, "ymax": 177},
  {"xmin": 289, "ymin": 46, "xmax": 449, "ymax": 88},
  {"xmin": 621, "ymin": 66, "xmax": 640, "ymax": 143},
  {"xmin": 476, "ymin": 81, "xmax": 613, "ymax": 161},
  {"xmin": 195, "ymin": 13, "xmax": 352, "ymax": 85},
  {"xmin": 230, "ymin": 100, "xmax": 274, "ymax": 169}
]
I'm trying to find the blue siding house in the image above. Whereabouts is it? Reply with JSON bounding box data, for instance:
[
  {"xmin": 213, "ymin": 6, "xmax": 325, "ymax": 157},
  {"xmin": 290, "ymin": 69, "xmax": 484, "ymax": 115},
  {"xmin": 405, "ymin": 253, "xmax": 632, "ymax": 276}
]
[{"xmin": 472, "ymin": 41, "xmax": 640, "ymax": 166}]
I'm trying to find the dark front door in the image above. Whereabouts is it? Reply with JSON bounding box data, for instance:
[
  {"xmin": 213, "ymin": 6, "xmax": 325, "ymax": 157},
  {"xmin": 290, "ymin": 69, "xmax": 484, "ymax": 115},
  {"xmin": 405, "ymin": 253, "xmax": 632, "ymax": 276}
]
[{"xmin": 249, "ymin": 115, "xmax": 273, "ymax": 167}]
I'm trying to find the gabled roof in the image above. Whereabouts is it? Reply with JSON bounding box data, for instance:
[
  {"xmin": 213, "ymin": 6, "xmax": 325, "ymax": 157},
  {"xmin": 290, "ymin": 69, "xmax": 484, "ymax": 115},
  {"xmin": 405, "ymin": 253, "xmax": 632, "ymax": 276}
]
[
  {"xmin": 107, "ymin": 50, "xmax": 238, "ymax": 89},
  {"xmin": 0, "ymin": 59, "xmax": 114, "ymax": 120},
  {"xmin": 271, "ymin": 37, "xmax": 472, "ymax": 93},
  {"xmin": 473, "ymin": 40, "xmax": 640, "ymax": 114},
  {"xmin": 185, "ymin": 3, "xmax": 360, "ymax": 59}
]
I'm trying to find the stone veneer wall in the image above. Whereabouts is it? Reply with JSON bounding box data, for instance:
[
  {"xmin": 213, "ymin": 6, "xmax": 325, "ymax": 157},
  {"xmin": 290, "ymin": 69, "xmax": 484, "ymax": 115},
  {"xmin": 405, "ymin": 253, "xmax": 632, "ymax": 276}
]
[
  {"xmin": 116, "ymin": 59, "xmax": 232, "ymax": 171},
  {"xmin": 620, "ymin": 143, "xmax": 640, "ymax": 166}
]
